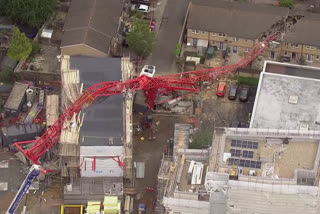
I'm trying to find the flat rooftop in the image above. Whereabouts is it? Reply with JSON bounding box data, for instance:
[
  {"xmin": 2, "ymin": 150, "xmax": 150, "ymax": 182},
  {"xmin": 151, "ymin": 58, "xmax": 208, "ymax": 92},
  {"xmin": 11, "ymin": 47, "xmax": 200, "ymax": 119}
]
[
  {"xmin": 211, "ymin": 128, "xmax": 320, "ymax": 184},
  {"xmin": 224, "ymin": 137, "xmax": 318, "ymax": 178},
  {"xmin": 251, "ymin": 61, "xmax": 320, "ymax": 131}
]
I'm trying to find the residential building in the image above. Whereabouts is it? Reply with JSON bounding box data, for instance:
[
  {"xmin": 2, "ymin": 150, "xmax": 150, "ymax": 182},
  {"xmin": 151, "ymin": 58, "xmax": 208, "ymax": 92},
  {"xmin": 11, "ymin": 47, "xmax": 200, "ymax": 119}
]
[
  {"xmin": 251, "ymin": 61, "xmax": 320, "ymax": 131},
  {"xmin": 282, "ymin": 12, "xmax": 320, "ymax": 66},
  {"xmin": 185, "ymin": 0, "xmax": 289, "ymax": 56},
  {"xmin": 61, "ymin": 0, "xmax": 123, "ymax": 57},
  {"xmin": 185, "ymin": 1, "xmax": 320, "ymax": 67}
]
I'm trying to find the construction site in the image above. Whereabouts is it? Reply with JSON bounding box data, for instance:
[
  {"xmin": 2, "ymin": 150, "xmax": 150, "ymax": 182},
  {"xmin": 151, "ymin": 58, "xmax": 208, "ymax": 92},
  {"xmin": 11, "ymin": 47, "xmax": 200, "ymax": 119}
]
[{"xmin": 2, "ymin": 0, "xmax": 320, "ymax": 213}]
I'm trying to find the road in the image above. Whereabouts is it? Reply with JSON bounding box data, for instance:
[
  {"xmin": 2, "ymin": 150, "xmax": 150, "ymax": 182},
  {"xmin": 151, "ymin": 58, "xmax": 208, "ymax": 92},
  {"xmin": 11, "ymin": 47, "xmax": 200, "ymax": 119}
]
[{"xmin": 147, "ymin": 0, "xmax": 191, "ymax": 74}]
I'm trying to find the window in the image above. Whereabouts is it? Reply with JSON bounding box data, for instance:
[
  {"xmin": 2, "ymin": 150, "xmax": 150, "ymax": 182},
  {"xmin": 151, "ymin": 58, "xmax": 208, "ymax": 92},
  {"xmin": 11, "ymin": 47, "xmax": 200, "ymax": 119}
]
[
  {"xmin": 191, "ymin": 29, "xmax": 200, "ymax": 34},
  {"xmin": 192, "ymin": 38, "xmax": 198, "ymax": 47},
  {"xmin": 270, "ymin": 51, "xmax": 275, "ymax": 59},
  {"xmin": 211, "ymin": 32, "xmax": 217, "ymax": 36},
  {"xmin": 219, "ymin": 42, "xmax": 225, "ymax": 50},
  {"xmin": 218, "ymin": 33, "xmax": 226, "ymax": 37},
  {"xmin": 232, "ymin": 46, "xmax": 238, "ymax": 53},
  {"xmin": 284, "ymin": 51, "xmax": 288, "ymax": 55},
  {"xmin": 317, "ymin": 55, "xmax": 319, "ymax": 60},
  {"xmin": 306, "ymin": 54, "xmax": 313, "ymax": 62},
  {"xmin": 244, "ymin": 39, "xmax": 249, "ymax": 42},
  {"xmin": 233, "ymin": 37, "xmax": 239, "ymax": 42},
  {"xmin": 306, "ymin": 45, "xmax": 315, "ymax": 50},
  {"xmin": 244, "ymin": 47, "xmax": 249, "ymax": 52},
  {"xmin": 291, "ymin": 43, "xmax": 299, "ymax": 48},
  {"xmin": 201, "ymin": 31, "xmax": 206, "ymax": 35}
]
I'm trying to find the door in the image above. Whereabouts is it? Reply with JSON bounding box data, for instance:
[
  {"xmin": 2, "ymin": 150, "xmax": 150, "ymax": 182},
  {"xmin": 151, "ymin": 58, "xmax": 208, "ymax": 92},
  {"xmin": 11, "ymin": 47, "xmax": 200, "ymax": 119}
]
[
  {"xmin": 219, "ymin": 42, "xmax": 224, "ymax": 50},
  {"xmin": 192, "ymin": 38, "xmax": 198, "ymax": 47}
]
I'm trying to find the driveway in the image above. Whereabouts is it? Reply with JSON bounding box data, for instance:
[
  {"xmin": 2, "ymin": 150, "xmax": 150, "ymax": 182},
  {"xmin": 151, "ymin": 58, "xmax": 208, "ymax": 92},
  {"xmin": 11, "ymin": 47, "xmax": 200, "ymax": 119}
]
[{"xmin": 147, "ymin": 0, "xmax": 191, "ymax": 75}]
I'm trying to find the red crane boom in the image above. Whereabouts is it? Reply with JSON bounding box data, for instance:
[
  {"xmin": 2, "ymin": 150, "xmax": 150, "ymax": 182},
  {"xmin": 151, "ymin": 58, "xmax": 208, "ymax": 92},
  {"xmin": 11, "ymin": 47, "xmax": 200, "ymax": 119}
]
[{"xmin": 14, "ymin": 32, "xmax": 279, "ymax": 165}]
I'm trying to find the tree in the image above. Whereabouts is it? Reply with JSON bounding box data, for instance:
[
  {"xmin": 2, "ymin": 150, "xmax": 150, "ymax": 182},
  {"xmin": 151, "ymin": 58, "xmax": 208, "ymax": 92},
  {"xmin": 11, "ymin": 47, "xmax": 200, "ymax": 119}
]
[
  {"xmin": 127, "ymin": 19, "xmax": 156, "ymax": 57},
  {"xmin": 279, "ymin": 0, "xmax": 295, "ymax": 9},
  {"xmin": 8, "ymin": 27, "xmax": 32, "ymax": 61},
  {"xmin": 0, "ymin": 0, "xmax": 56, "ymax": 28}
]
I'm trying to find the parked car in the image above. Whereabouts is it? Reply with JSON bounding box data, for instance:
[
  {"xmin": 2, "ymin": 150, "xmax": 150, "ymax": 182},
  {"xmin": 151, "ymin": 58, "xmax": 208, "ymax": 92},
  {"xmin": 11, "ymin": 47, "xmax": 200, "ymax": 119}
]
[
  {"xmin": 131, "ymin": 0, "xmax": 150, "ymax": 5},
  {"xmin": 239, "ymin": 86, "xmax": 250, "ymax": 102},
  {"xmin": 228, "ymin": 83, "xmax": 238, "ymax": 100},
  {"xmin": 131, "ymin": 4, "xmax": 150, "ymax": 13},
  {"xmin": 140, "ymin": 65, "xmax": 156, "ymax": 78},
  {"xmin": 216, "ymin": 81, "xmax": 227, "ymax": 97}
]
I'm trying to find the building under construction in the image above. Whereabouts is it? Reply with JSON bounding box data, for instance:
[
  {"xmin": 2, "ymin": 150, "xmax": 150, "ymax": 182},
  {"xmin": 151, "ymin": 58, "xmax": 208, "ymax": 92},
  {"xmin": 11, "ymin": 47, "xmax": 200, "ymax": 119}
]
[
  {"xmin": 157, "ymin": 127, "xmax": 320, "ymax": 214},
  {"xmin": 59, "ymin": 55, "xmax": 133, "ymax": 204}
]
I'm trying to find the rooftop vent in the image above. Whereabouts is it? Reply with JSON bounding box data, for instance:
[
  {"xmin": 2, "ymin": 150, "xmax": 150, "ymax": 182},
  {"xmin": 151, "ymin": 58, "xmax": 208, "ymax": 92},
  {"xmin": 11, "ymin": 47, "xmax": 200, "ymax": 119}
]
[{"xmin": 289, "ymin": 95, "xmax": 298, "ymax": 104}]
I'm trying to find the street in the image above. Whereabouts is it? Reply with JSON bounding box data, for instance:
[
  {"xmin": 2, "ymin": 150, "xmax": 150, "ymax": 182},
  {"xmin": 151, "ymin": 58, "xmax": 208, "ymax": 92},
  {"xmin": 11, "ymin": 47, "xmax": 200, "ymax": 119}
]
[{"xmin": 147, "ymin": 0, "xmax": 191, "ymax": 74}]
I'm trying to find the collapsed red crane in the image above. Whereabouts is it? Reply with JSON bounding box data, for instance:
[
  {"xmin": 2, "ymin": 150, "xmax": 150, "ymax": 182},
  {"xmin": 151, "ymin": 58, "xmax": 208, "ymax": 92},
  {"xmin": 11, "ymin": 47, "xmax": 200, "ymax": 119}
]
[{"xmin": 14, "ymin": 32, "xmax": 279, "ymax": 166}]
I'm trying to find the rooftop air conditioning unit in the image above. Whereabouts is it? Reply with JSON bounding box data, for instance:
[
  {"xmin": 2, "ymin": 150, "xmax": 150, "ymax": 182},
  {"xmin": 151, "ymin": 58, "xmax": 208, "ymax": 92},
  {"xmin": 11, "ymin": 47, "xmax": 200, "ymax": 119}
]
[
  {"xmin": 300, "ymin": 122, "xmax": 308, "ymax": 131},
  {"xmin": 289, "ymin": 95, "xmax": 298, "ymax": 104}
]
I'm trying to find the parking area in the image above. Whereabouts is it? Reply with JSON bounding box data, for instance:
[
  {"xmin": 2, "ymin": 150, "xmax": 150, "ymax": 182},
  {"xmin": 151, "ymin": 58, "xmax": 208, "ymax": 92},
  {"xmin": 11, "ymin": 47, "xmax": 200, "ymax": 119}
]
[{"xmin": 201, "ymin": 80, "xmax": 256, "ymax": 129}]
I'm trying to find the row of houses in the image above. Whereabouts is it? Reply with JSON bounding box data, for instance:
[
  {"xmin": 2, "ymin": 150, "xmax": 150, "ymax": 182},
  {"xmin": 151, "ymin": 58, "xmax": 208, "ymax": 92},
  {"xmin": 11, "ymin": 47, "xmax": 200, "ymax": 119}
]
[{"xmin": 185, "ymin": 0, "xmax": 320, "ymax": 66}]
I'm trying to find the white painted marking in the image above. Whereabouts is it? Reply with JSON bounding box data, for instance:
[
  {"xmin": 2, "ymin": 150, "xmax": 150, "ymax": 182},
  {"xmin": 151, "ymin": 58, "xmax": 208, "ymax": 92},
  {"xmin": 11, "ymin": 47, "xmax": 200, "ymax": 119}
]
[
  {"xmin": 0, "ymin": 160, "xmax": 8, "ymax": 168},
  {"xmin": 0, "ymin": 182, "xmax": 8, "ymax": 191}
]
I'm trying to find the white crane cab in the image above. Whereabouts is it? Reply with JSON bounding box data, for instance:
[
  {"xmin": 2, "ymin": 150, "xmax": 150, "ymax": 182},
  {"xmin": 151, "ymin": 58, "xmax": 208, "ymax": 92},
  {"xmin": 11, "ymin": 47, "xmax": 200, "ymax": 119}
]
[{"xmin": 140, "ymin": 65, "xmax": 156, "ymax": 78}]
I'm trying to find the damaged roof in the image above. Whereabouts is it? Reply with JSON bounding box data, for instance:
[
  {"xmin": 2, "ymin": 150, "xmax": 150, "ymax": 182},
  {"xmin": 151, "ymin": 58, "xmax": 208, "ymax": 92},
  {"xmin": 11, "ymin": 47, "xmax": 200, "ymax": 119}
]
[
  {"xmin": 4, "ymin": 82, "xmax": 28, "ymax": 111},
  {"xmin": 187, "ymin": 0, "xmax": 289, "ymax": 39},
  {"xmin": 70, "ymin": 56, "xmax": 123, "ymax": 146},
  {"xmin": 284, "ymin": 11, "xmax": 320, "ymax": 46},
  {"xmin": 61, "ymin": 0, "xmax": 123, "ymax": 54}
]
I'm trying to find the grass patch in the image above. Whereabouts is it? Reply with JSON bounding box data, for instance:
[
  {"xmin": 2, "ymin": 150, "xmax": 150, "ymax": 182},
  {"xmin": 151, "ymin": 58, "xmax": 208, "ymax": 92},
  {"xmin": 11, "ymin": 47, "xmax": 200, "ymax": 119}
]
[
  {"xmin": 189, "ymin": 129, "xmax": 212, "ymax": 149},
  {"xmin": 238, "ymin": 76, "xmax": 259, "ymax": 86}
]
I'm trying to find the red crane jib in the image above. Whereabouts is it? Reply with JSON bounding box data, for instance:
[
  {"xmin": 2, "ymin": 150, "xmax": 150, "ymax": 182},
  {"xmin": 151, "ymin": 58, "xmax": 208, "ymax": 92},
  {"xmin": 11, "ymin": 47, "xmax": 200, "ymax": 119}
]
[{"xmin": 14, "ymin": 32, "xmax": 279, "ymax": 166}]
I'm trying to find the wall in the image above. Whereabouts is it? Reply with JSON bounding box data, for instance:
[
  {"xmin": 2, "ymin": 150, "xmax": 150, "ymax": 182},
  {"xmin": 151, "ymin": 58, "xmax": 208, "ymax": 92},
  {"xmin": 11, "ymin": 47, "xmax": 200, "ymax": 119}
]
[
  {"xmin": 80, "ymin": 157, "xmax": 123, "ymax": 177},
  {"xmin": 163, "ymin": 197, "xmax": 210, "ymax": 214},
  {"xmin": 61, "ymin": 44, "xmax": 107, "ymax": 57}
]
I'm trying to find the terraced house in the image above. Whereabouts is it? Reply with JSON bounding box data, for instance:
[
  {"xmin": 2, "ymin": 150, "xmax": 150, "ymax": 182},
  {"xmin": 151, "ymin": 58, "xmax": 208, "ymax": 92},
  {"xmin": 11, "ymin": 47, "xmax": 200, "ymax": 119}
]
[{"xmin": 185, "ymin": 0, "xmax": 320, "ymax": 66}]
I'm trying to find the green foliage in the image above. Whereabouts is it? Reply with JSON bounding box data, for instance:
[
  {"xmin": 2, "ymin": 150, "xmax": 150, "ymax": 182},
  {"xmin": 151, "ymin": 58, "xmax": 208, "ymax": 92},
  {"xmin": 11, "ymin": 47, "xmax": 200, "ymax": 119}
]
[
  {"xmin": 31, "ymin": 41, "xmax": 40, "ymax": 56},
  {"xmin": 279, "ymin": 0, "xmax": 295, "ymax": 9},
  {"xmin": 190, "ymin": 129, "xmax": 212, "ymax": 149},
  {"xmin": 127, "ymin": 19, "xmax": 156, "ymax": 57},
  {"xmin": 175, "ymin": 44, "xmax": 181, "ymax": 57},
  {"xmin": 0, "ymin": 0, "xmax": 56, "ymax": 28},
  {"xmin": 238, "ymin": 76, "xmax": 259, "ymax": 86},
  {"xmin": 130, "ymin": 11, "xmax": 145, "ymax": 20},
  {"xmin": 8, "ymin": 27, "xmax": 32, "ymax": 61},
  {"xmin": 0, "ymin": 68, "xmax": 15, "ymax": 84}
]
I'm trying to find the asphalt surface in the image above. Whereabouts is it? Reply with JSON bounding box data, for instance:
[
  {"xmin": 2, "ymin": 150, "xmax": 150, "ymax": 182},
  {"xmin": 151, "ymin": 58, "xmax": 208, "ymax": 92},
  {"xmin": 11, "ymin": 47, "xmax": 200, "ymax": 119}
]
[{"xmin": 147, "ymin": 0, "xmax": 191, "ymax": 74}]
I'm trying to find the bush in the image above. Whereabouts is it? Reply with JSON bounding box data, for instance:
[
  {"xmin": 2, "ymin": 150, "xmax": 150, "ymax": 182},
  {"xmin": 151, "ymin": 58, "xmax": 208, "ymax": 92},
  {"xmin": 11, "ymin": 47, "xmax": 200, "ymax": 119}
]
[
  {"xmin": 279, "ymin": 0, "xmax": 295, "ymax": 9},
  {"xmin": 174, "ymin": 44, "xmax": 181, "ymax": 57},
  {"xmin": 0, "ymin": 68, "xmax": 15, "ymax": 84},
  {"xmin": 31, "ymin": 41, "xmax": 40, "ymax": 56},
  {"xmin": 238, "ymin": 76, "xmax": 259, "ymax": 86}
]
